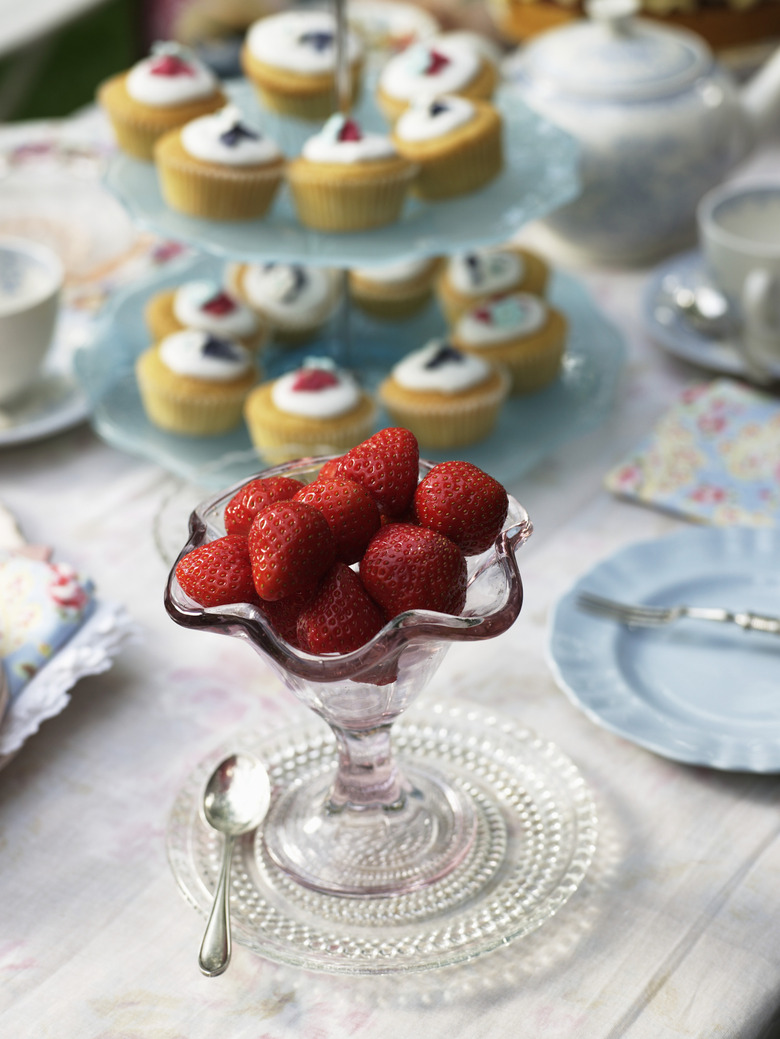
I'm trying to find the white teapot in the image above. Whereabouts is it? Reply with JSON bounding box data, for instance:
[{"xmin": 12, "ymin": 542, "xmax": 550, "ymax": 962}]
[{"xmin": 505, "ymin": 0, "xmax": 780, "ymax": 266}]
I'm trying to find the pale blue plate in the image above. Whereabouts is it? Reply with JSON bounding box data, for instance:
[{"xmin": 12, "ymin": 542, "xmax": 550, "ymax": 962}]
[
  {"xmin": 73, "ymin": 251, "xmax": 625, "ymax": 488},
  {"xmin": 547, "ymin": 526, "xmax": 780, "ymax": 773},
  {"xmin": 103, "ymin": 81, "xmax": 581, "ymax": 267}
]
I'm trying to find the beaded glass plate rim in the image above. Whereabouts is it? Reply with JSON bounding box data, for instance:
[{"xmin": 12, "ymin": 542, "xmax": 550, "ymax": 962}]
[{"xmin": 166, "ymin": 701, "xmax": 598, "ymax": 975}]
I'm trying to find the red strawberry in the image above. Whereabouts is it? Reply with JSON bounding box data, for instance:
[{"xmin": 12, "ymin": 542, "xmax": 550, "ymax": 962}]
[
  {"xmin": 293, "ymin": 477, "xmax": 381, "ymax": 564},
  {"xmin": 175, "ymin": 534, "xmax": 258, "ymax": 608},
  {"xmin": 297, "ymin": 563, "xmax": 384, "ymax": 654},
  {"xmin": 413, "ymin": 460, "xmax": 508, "ymax": 556},
  {"xmin": 248, "ymin": 500, "xmax": 335, "ymax": 601},
  {"xmin": 336, "ymin": 427, "xmax": 419, "ymax": 518},
  {"xmin": 224, "ymin": 475, "xmax": 304, "ymax": 535},
  {"xmin": 257, "ymin": 588, "xmax": 315, "ymax": 648},
  {"xmin": 360, "ymin": 523, "xmax": 467, "ymax": 618},
  {"xmin": 316, "ymin": 457, "xmax": 343, "ymax": 482}
]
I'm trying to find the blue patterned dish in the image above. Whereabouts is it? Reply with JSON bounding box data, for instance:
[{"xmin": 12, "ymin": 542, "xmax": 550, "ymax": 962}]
[
  {"xmin": 547, "ymin": 526, "xmax": 780, "ymax": 772},
  {"xmin": 73, "ymin": 251, "xmax": 624, "ymax": 488},
  {"xmin": 103, "ymin": 80, "xmax": 581, "ymax": 267}
]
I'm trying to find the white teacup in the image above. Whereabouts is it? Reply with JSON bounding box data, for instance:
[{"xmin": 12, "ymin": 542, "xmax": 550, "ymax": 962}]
[
  {"xmin": 0, "ymin": 236, "xmax": 63, "ymax": 405},
  {"xmin": 697, "ymin": 182, "xmax": 780, "ymax": 382}
]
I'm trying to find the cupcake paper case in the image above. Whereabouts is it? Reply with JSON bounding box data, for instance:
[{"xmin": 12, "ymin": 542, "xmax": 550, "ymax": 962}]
[
  {"xmin": 452, "ymin": 292, "xmax": 567, "ymax": 395},
  {"xmin": 287, "ymin": 114, "xmax": 417, "ymax": 233},
  {"xmin": 98, "ymin": 42, "xmax": 226, "ymax": 161},
  {"xmin": 136, "ymin": 329, "xmax": 259, "ymax": 435},
  {"xmin": 379, "ymin": 339, "xmax": 510, "ymax": 448},
  {"xmin": 241, "ymin": 9, "xmax": 364, "ymax": 120},
  {"xmin": 154, "ymin": 104, "xmax": 285, "ymax": 220},
  {"xmin": 348, "ymin": 256, "xmax": 441, "ymax": 320},
  {"xmin": 244, "ymin": 358, "xmax": 376, "ymax": 464}
]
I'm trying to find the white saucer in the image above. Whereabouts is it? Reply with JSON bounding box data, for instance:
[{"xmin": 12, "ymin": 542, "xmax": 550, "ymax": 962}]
[
  {"xmin": 641, "ymin": 248, "xmax": 780, "ymax": 382},
  {"xmin": 0, "ymin": 368, "xmax": 88, "ymax": 447}
]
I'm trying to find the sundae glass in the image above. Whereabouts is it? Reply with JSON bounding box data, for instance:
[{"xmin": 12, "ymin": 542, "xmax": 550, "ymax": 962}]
[{"xmin": 165, "ymin": 454, "xmax": 532, "ymax": 899}]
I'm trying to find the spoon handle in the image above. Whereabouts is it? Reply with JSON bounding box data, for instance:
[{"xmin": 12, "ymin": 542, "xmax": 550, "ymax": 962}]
[{"xmin": 199, "ymin": 833, "xmax": 236, "ymax": 977}]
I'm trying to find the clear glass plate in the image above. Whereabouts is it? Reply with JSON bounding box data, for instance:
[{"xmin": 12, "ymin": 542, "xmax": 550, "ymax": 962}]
[
  {"xmin": 74, "ymin": 252, "xmax": 625, "ymax": 489},
  {"xmin": 166, "ymin": 701, "xmax": 597, "ymax": 975},
  {"xmin": 103, "ymin": 80, "xmax": 581, "ymax": 267}
]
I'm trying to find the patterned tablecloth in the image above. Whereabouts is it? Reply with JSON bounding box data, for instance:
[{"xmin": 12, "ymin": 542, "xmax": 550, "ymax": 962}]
[{"xmin": 1, "ymin": 111, "xmax": 779, "ymax": 1039}]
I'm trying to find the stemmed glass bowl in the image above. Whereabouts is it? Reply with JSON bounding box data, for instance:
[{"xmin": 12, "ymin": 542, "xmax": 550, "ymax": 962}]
[{"xmin": 165, "ymin": 454, "xmax": 532, "ymax": 899}]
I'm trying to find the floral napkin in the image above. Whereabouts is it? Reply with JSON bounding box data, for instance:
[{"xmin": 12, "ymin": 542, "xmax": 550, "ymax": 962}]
[{"xmin": 604, "ymin": 378, "xmax": 780, "ymax": 526}]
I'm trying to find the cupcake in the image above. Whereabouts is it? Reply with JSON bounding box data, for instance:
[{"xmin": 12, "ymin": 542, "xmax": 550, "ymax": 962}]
[
  {"xmin": 436, "ymin": 245, "xmax": 550, "ymax": 324},
  {"xmin": 97, "ymin": 42, "xmax": 226, "ymax": 161},
  {"xmin": 451, "ymin": 292, "xmax": 567, "ymax": 395},
  {"xmin": 378, "ymin": 339, "xmax": 510, "ymax": 448},
  {"xmin": 241, "ymin": 10, "xmax": 364, "ymax": 121},
  {"xmin": 154, "ymin": 104, "xmax": 285, "ymax": 220},
  {"xmin": 226, "ymin": 262, "xmax": 341, "ymax": 344},
  {"xmin": 244, "ymin": 357, "xmax": 376, "ymax": 463},
  {"xmin": 287, "ymin": 114, "xmax": 417, "ymax": 232},
  {"xmin": 376, "ymin": 37, "xmax": 496, "ymax": 124},
  {"xmin": 144, "ymin": 279, "xmax": 267, "ymax": 350},
  {"xmin": 348, "ymin": 256, "xmax": 441, "ymax": 320},
  {"xmin": 392, "ymin": 95, "xmax": 502, "ymax": 201},
  {"xmin": 136, "ymin": 329, "xmax": 259, "ymax": 435}
]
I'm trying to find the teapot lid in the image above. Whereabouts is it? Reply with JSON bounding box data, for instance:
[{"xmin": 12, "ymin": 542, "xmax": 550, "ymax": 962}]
[{"xmin": 516, "ymin": 0, "xmax": 712, "ymax": 102}]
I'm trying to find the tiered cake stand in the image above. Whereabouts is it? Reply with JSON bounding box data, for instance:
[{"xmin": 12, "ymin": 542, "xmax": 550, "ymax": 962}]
[
  {"xmin": 91, "ymin": 34, "xmax": 604, "ymax": 975},
  {"xmin": 78, "ymin": 76, "xmax": 625, "ymax": 490}
]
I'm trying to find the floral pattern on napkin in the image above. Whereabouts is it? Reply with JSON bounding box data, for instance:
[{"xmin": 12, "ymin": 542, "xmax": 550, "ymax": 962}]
[
  {"xmin": 0, "ymin": 553, "xmax": 95, "ymax": 701},
  {"xmin": 604, "ymin": 378, "xmax": 780, "ymax": 526}
]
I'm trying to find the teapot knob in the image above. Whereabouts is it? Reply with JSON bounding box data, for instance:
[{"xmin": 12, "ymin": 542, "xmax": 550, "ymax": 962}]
[{"xmin": 585, "ymin": 0, "xmax": 639, "ymax": 32}]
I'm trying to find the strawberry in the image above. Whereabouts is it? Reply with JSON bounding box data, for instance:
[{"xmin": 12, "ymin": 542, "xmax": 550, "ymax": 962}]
[
  {"xmin": 293, "ymin": 477, "xmax": 381, "ymax": 564},
  {"xmin": 256, "ymin": 588, "xmax": 315, "ymax": 648},
  {"xmin": 224, "ymin": 475, "xmax": 304, "ymax": 535},
  {"xmin": 413, "ymin": 460, "xmax": 508, "ymax": 556},
  {"xmin": 316, "ymin": 457, "xmax": 344, "ymax": 482},
  {"xmin": 336, "ymin": 427, "xmax": 419, "ymax": 518},
  {"xmin": 175, "ymin": 534, "xmax": 258, "ymax": 608},
  {"xmin": 248, "ymin": 500, "xmax": 335, "ymax": 601},
  {"xmin": 360, "ymin": 523, "xmax": 467, "ymax": 618},
  {"xmin": 297, "ymin": 563, "xmax": 384, "ymax": 654}
]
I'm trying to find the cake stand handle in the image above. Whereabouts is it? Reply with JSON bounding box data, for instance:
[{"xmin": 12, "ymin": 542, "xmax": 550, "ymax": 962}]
[{"xmin": 333, "ymin": 0, "xmax": 352, "ymax": 115}]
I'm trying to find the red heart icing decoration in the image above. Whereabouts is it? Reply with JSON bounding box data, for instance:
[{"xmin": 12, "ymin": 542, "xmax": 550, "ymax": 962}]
[
  {"xmin": 426, "ymin": 49, "xmax": 451, "ymax": 75},
  {"xmin": 149, "ymin": 55, "xmax": 195, "ymax": 77},
  {"xmin": 338, "ymin": 119, "xmax": 363, "ymax": 142},
  {"xmin": 292, "ymin": 369, "xmax": 340, "ymax": 392},
  {"xmin": 201, "ymin": 292, "xmax": 237, "ymax": 315}
]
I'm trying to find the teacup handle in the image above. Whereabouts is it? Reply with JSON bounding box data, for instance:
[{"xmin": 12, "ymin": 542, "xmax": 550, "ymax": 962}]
[{"xmin": 739, "ymin": 268, "xmax": 780, "ymax": 384}]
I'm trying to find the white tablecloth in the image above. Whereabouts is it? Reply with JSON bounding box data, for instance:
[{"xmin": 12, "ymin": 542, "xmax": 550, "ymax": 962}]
[{"xmin": 1, "ymin": 124, "xmax": 780, "ymax": 1038}]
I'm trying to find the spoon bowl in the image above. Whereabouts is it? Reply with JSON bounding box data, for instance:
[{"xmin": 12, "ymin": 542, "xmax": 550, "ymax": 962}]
[{"xmin": 199, "ymin": 753, "xmax": 271, "ymax": 976}]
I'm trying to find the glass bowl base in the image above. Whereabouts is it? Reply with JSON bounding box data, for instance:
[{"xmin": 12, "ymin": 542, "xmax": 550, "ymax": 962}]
[
  {"xmin": 167, "ymin": 702, "xmax": 598, "ymax": 975},
  {"xmin": 263, "ymin": 761, "xmax": 479, "ymax": 897}
]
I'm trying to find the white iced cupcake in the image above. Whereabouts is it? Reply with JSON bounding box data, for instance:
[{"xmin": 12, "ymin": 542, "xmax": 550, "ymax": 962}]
[
  {"xmin": 97, "ymin": 42, "xmax": 226, "ymax": 161},
  {"xmin": 378, "ymin": 339, "xmax": 509, "ymax": 447},
  {"xmin": 348, "ymin": 255, "xmax": 441, "ymax": 319},
  {"xmin": 241, "ymin": 9, "xmax": 364, "ymax": 120},
  {"xmin": 244, "ymin": 357, "xmax": 376, "ymax": 463},
  {"xmin": 136, "ymin": 328, "xmax": 259, "ymax": 435},
  {"xmin": 144, "ymin": 279, "xmax": 267, "ymax": 350},
  {"xmin": 226, "ymin": 262, "xmax": 341, "ymax": 344},
  {"xmin": 286, "ymin": 113, "xmax": 417, "ymax": 232},
  {"xmin": 154, "ymin": 104, "xmax": 285, "ymax": 219},
  {"xmin": 451, "ymin": 292, "xmax": 567, "ymax": 394}
]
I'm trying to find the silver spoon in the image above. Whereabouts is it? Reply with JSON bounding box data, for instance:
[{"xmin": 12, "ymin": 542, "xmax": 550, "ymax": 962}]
[
  {"xmin": 199, "ymin": 753, "xmax": 271, "ymax": 977},
  {"xmin": 671, "ymin": 283, "xmax": 736, "ymax": 338}
]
